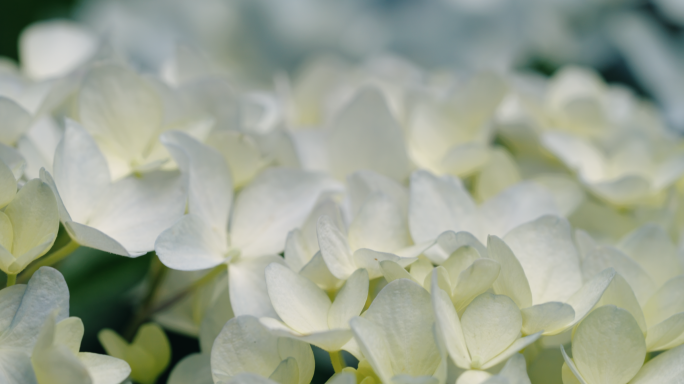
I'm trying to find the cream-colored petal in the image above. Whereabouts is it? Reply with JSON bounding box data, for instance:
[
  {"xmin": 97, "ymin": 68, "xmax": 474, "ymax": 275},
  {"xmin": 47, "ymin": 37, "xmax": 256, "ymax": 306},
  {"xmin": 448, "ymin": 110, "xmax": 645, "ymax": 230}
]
[
  {"xmin": 565, "ymin": 268, "xmax": 616, "ymax": 328},
  {"xmin": 327, "ymin": 87, "xmax": 410, "ymax": 181},
  {"xmin": 328, "ymin": 269, "xmax": 369, "ymax": 330},
  {"xmin": 617, "ymin": 224, "xmax": 683, "ymax": 286},
  {"xmin": 0, "ymin": 159, "xmax": 16, "ymax": 209},
  {"xmin": 348, "ymin": 192, "xmax": 409, "ymax": 253},
  {"xmin": 596, "ymin": 274, "xmax": 647, "ymax": 335},
  {"xmin": 582, "ymin": 246, "xmax": 656, "ymax": 306},
  {"xmin": 79, "ymin": 64, "xmax": 162, "ymax": 163},
  {"xmin": 644, "ymin": 312, "xmax": 684, "ymax": 351},
  {"xmin": 628, "ymin": 344, "xmax": 684, "ymax": 383},
  {"xmin": 4, "ymin": 179, "xmax": 58, "ymax": 259},
  {"xmin": 486, "ymin": 236, "xmax": 532, "ymax": 309},
  {"xmin": 571, "ymin": 306, "xmax": 646, "ymax": 384},
  {"xmin": 452, "ymin": 259, "xmax": 501, "ymax": 314},
  {"xmin": 642, "ymin": 276, "xmax": 684, "ymax": 327},
  {"xmin": 78, "ymin": 352, "xmax": 131, "ymax": 384},
  {"xmin": 431, "ymin": 282, "xmax": 470, "ymax": 369},
  {"xmin": 55, "ymin": 317, "xmax": 84, "ymax": 355},
  {"xmin": 265, "ymin": 263, "xmax": 332, "ymax": 334},
  {"xmin": 317, "ymin": 215, "xmax": 356, "ymax": 280},
  {"xmin": 362, "ymin": 279, "xmax": 441, "ymax": 377},
  {"xmin": 409, "ymin": 171, "xmax": 479, "ymax": 245},
  {"xmin": 521, "ymin": 302, "xmax": 575, "ymax": 336},
  {"xmin": 461, "ymin": 293, "xmax": 522, "ymax": 368},
  {"xmin": 503, "ymin": 216, "xmax": 582, "ymax": 305}
]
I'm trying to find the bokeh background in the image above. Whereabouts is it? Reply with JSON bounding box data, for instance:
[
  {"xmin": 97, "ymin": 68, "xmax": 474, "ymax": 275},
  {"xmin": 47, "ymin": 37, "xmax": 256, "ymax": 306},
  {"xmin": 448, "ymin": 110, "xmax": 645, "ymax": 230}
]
[{"xmin": 3, "ymin": 0, "xmax": 684, "ymax": 383}]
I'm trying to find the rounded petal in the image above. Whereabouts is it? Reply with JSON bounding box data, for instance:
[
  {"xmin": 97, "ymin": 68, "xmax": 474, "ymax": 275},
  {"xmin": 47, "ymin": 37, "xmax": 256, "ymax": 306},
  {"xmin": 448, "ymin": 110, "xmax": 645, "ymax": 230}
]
[
  {"xmin": 460, "ymin": 293, "xmax": 522, "ymax": 368},
  {"xmin": 265, "ymin": 263, "xmax": 331, "ymax": 334},
  {"xmin": 571, "ymin": 306, "xmax": 646, "ymax": 384}
]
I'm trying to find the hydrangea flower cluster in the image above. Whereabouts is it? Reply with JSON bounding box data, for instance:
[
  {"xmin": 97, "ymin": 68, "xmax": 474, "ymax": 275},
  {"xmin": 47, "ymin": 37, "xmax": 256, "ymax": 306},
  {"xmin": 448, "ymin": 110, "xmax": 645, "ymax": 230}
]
[{"xmin": 1, "ymin": 15, "xmax": 684, "ymax": 384}]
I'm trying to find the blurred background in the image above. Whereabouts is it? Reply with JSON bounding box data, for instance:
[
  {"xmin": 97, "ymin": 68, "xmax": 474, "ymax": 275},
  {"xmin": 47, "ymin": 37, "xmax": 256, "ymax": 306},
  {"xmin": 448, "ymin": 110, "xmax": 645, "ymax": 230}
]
[{"xmin": 2, "ymin": 0, "xmax": 684, "ymax": 383}]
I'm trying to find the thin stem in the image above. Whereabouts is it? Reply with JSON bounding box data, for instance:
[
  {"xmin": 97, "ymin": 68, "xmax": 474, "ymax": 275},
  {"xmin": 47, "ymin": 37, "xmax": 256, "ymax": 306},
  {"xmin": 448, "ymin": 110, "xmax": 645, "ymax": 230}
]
[
  {"xmin": 329, "ymin": 351, "xmax": 346, "ymax": 373},
  {"xmin": 18, "ymin": 239, "xmax": 80, "ymax": 283},
  {"xmin": 124, "ymin": 263, "xmax": 226, "ymax": 340},
  {"xmin": 6, "ymin": 273, "xmax": 16, "ymax": 287}
]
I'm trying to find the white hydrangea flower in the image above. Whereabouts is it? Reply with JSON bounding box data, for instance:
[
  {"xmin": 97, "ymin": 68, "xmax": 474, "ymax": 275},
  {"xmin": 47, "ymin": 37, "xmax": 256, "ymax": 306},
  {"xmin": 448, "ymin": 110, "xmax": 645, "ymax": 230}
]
[
  {"xmin": 210, "ymin": 315, "xmax": 315, "ymax": 384},
  {"xmin": 19, "ymin": 20, "xmax": 97, "ymax": 81},
  {"xmin": 292, "ymin": 87, "xmax": 410, "ymax": 182},
  {"xmin": 155, "ymin": 131, "xmax": 341, "ymax": 317},
  {"xmin": 409, "ymin": 170, "xmax": 559, "ymax": 258},
  {"xmin": 0, "ymin": 267, "xmax": 69, "ymax": 383},
  {"xmin": 260, "ymin": 263, "xmax": 368, "ymax": 352},
  {"xmin": 0, "ymin": 160, "xmax": 59, "ymax": 275},
  {"xmin": 40, "ymin": 122, "xmax": 186, "ymax": 257},
  {"xmin": 561, "ymin": 305, "xmax": 646, "ymax": 384},
  {"xmin": 407, "ymin": 72, "xmax": 507, "ymax": 178},
  {"xmin": 454, "ymin": 354, "xmax": 531, "ymax": 384},
  {"xmin": 31, "ymin": 314, "xmax": 130, "ymax": 384},
  {"xmin": 488, "ymin": 216, "xmax": 621, "ymax": 335},
  {"xmin": 350, "ymin": 279, "xmax": 447, "ymax": 384}
]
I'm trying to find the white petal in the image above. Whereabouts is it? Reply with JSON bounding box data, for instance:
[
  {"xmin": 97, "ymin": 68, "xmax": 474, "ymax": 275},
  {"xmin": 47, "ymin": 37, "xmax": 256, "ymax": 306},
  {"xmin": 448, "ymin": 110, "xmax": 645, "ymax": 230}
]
[
  {"xmin": 589, "ymin": 176, "xmax": 650, "ymax": 206},
  {"xmin": 452, "ymin": 259, "xmax": 501, "ymax": 314},
  {"xmin": 431, "ymin": 283, "xmax": 470, "ymax": 369},
  {"xmin": 521, "ymin": 302, "xmax": 575, "ymax": 336},
  {"xmin": 409, "ymin": 170, "xmax": 479, "ymax": 245},
  {"xmin": 0, "ymin": 285, "xmax": 26, "ymax": 334},
  {"xmin": 51, "ymin": 121, "xmax": 110, "ymax": 224},
  {"xmin": 430, "ymin": 231, "xmax": 487, "ymax": 265},
  {"xmin": 328, "ymin": 87, "xmax": 410, "ymax": 181},
  {"xmin": 353, "ymin": 248, "xmax": 414, "ymax": 280},
  {"xmin": 541, "ymin": 132, "xmax": 605, "ymax": 182},
  {"xmin": 167, "ymin": 353, "xmax": 213, "ymax": 384},
  {"xmin": 317, "ymin": 215, "xmax": 356, "ymax": 280},
  {"xmin": 362, "ymin": 279, "xmax": 441, "ymax": 377},
  {"xmin": 349, "ymin": 317, "xmax": 394, "ymax": 384},
  {"xmin": 565, "ymin": 268, "xmax": 616, "ymax": 328},
  {"xmin": 0, "ymin": 97, "xmax": 30, "ymax": 146},
  {"xmin": 88, "ymin": 170, "xmax": 186, "ymax": 256},
  {"xmin": 0, "ymin": 158, "xmax": 16, "ymax": 209},
  {"xmin": 19, "ymin": 20, "xmax": 95, "ymax": 80},
  {"xmin": 0, "ymin": 267, "xmax": 69, "ymax": 352},
  {"xmin": 348, "ymin": 192, "xmax": 409, "ymax": 253},
  {"xmin": 582, "ymin": 246, "xmax": 656, "ymax": 306},
  {"xmin": 642, "ymin": 276, "xmax": 684, "ymax": 328},
  {"xmin": 79, "ymin": 352, "xmax": 131, "ymax": 384},
  {"xmin": 480, "ymin": 183, "xmax": 559, "ymax": 241},
  {"xmin": 268, "ymin": 357, "xmax": 299, "ymax": 384},
  {"xmin": 265, "ymin": 263, "xmax": 331, "ymax": 333},
  {"xmin": 4, "ymin": 179, "xmax": 58, "ymax": 263},
  {"xmin": 160, "ymin": 131, "xmax": 232, "ymax": 230},
  {"xmin": 229, "ymin": 256, "xmax": 284, "ymax": 319},
  {"xmin": 155, "ymin": 215, "xmax": 226, "ymax": 271},
  {"xmin": 503, "ymin": 216, "xmax": 582, "ymax": 304},
  {"xmin": 299, "ymin": 252, "xmax": 342, "ymax": 291},
  {"xmin": 596, "ymin": 274, "xmax": 647, "ymax": 335},
  {"xmin": 347, "ymin": 170, "xmax": 409, "ymax": 219},
  {"xmin": 644, "ymin": 313, "xmax": 684, "ymax": 351},
  {"xmin": 571, "ymin": 306, "xmax": 645, "ymax": 384},
  {"xmin": 328, "ymin": 269, "xmax": 369, "ymax": 330},
  {"xmin": 460, "ymin": 293, "xmax": 522, "ymax": 368},
  {"xmin": 480, "ymin": 332, "xmax": 541, "ymax": 370},
  {"xmin": 64, "ymin": 222, "xmax": 129, "ymax": 257},
  {"xmin": 617, "ymin": 224, "xmax": 683, "ymax": 286},
  {"xmin": 628, "ymin": 344, "xmax": 684, "ymax": 383},
  {"xmin": 231, "ymin": 168, "xmax": 341, "ymax": 257},
  {"xmin": 79, "ymin": 64, "xmax": 162, "ymax": 165},
  {"xmin": 498, "ymin": 353, "xmax": 531, "ymax": 384},
  {"xmin": 486, "ymin": 236, "xmax": 533, "ymax": 309},
  {"xmin": 210, "ymin": 316, "xmax": 283, "ymax": 382}
]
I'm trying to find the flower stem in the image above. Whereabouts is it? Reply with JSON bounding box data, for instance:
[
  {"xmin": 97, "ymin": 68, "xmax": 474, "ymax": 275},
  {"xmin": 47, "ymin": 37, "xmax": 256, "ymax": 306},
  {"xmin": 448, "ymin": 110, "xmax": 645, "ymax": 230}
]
[
  {"xmin": 329, "ymin": 351, "xmax": 346, "ymax": 373},
  {"xmin": 18, "ymin": 239, "xmax": 80, "ymax": 283},
  {"xmin": 6, "ymin": 273, "xmax": 16, "ymax": 287}
]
